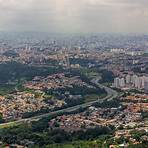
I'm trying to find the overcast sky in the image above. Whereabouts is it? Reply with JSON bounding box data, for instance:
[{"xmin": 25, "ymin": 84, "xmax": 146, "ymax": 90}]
[{"xmin": 0, "ymin": 0, "xmax": 148, "ymax": 33}]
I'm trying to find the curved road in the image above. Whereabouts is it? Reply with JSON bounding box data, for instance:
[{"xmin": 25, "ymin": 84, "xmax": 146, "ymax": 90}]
[{"xmin": 0, "ymin": 78, "xmax": 118, "ymax": 128}]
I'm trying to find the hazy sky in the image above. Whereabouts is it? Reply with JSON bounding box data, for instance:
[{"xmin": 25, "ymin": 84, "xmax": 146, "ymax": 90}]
[{"xmin": 0, "ymin": 0, "xmax": 148, "ymax": 33}]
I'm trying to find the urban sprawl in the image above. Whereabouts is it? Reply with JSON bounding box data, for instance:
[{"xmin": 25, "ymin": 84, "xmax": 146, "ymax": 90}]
[{"xmin": 0, "ymin": 34, "xmax": 147, "ymax": 148}]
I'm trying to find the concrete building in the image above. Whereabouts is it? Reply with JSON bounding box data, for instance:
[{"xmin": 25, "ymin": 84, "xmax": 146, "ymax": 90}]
[
  {"xmin": 144, "ymin": 81, "xmax": 148, "ymax": 94},
  {"xmin": 126, "ymin": 75, "xmax": 131, "ymax": 84},
  {"xmin": 120, "ymin": 78, "xmax": 125, "ymax": 88},
  {"xmin": 114, "ymin": 77, "xmax": 120, "ymax": 88}
]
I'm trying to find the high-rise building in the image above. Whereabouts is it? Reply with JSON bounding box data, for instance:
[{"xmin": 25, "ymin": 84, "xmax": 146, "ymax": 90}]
[
  {"xmin": 141, "ymin": 76, "xmax": 147, "ymax": 88},
  {"xmin": 120, "ymin": 78, "xmax": 125, "ymax": 87},
  {"xmin": 144, "ymin": 81, "xmax": 148, "ymax": 94},
  {"xmin": 126, "ymin": 75, "xmax": 131, "ymax": 84},
  {"xmin": 114, "ymin": 77, "xmax": 125, "ymax": 88},
  {"xmin": 131, "ymin": 75, "xmax": 140, "ymax": 88},
  {"xmin": 131, "ymin": 75, "xmax": 138, "ymax": 84},
  {"xmin": 134, "ymin": 77, "xmax": 141, "ymax": 89},
  {"xmin": 114, "ymin": 77, "xmax": 120, "ymax": 88}
]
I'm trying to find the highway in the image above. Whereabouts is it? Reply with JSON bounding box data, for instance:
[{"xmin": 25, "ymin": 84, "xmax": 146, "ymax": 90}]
[{"xmin": 0, "ymin": 78, "xmax": 118, "ymax": 128}]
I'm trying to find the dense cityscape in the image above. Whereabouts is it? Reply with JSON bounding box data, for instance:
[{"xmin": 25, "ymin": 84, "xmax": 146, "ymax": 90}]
[
  {"xmin": 0, "ymin": 0, "xmax": 148, "ymax": 147},
  {"xmin": 0, "ymin": 33, "xmax": 147, "ymax": 148}
]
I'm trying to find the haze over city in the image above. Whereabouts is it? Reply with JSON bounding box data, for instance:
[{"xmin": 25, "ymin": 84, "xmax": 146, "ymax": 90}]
[
  {"xmin": 0, "ymin": 0, "xmax": 148, "ymax": 148},
  {"xmin": 0, "ymin": 0, "xmax": 148, "ymax": 33}
]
